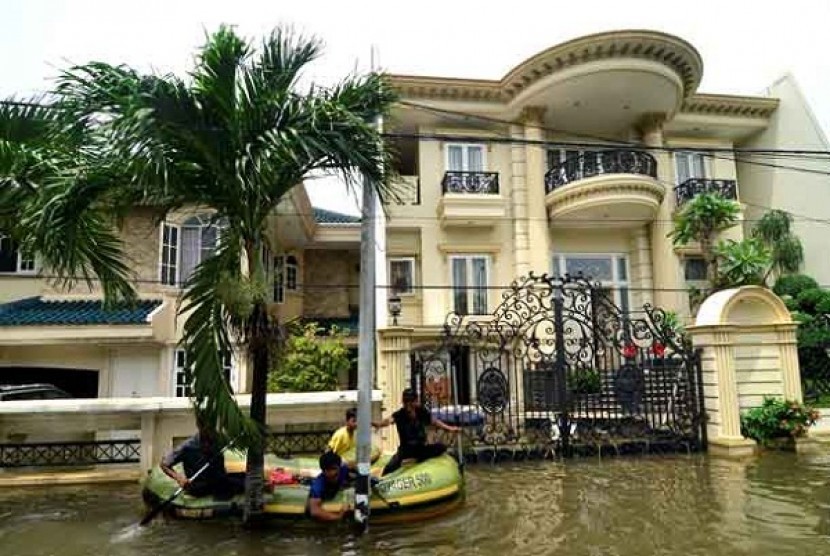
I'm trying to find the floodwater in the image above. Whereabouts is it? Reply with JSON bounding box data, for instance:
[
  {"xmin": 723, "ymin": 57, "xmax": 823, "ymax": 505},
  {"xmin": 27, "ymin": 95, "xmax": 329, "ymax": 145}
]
[{"xmin": 2, "ymin": 452, "xmax": 830, "ymax": 556}]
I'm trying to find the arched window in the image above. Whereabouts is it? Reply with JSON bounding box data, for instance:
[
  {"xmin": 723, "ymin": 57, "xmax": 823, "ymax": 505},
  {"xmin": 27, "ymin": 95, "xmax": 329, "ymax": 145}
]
[
  {"xmin": 274, "ymin": 253, "xmax": 299, "ymax": 303},
  {"xmin": 159, "ymin": 214, "xmax": 227, "ymax": 286}
]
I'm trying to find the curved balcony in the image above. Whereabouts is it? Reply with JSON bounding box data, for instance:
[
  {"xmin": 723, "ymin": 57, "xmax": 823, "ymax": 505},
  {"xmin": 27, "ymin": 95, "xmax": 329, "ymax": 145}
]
[{"xmin": 544, "ymin": 150, "xmax": 664, "ymax": 229}]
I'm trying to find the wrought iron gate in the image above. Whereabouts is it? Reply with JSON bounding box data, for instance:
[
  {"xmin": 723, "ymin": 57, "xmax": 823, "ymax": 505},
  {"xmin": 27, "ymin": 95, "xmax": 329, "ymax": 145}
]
[{"xmin": 410, "ymin": 273, "xmax": 706, "ymax": 461}]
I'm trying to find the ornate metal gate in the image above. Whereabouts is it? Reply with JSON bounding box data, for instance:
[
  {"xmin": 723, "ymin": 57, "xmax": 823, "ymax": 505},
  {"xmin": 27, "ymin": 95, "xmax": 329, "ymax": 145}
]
[{"xmin": 410, "ymin": 273, "xmax": 706, "ymax": 461}]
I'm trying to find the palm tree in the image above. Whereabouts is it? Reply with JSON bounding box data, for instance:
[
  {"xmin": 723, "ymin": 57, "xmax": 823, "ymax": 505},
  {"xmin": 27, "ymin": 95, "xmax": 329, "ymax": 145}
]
[
  {"xmin": 669, "ymin": 192, "xmax": 741, "ymax": 285},
  {"xmin": 752, "ymin": 209, "xmax": 804, "ymax": 284},
  {"xmin": 5, "ymin": 25, "xmax": 396, "ymax": 523}
]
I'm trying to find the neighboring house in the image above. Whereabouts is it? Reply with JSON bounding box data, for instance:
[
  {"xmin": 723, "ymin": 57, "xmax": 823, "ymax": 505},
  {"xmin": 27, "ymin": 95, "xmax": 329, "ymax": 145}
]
[{"xmin": 0, "ymin": 187, "xmax": 363, "ymax": 398}]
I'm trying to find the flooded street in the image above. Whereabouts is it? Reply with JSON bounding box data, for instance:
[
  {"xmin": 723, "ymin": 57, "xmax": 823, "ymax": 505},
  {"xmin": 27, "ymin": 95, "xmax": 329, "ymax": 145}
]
[{"xmin": 2, "ymin": 452, "xmax": 830, "ymax": 555}]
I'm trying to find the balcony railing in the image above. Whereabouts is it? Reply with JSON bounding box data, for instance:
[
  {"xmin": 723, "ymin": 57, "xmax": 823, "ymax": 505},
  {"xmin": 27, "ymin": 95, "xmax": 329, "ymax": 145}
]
[
  {"xmin": 544, "ymin": 150, "xmax": 658, "ymax": 193},
  {"xmin": 442, "ymin": 171, "xmax": 500, "ymax": 195},
  {"xmin": 674, "ymin": 178, "xmax": 737, "ymax": 206}
]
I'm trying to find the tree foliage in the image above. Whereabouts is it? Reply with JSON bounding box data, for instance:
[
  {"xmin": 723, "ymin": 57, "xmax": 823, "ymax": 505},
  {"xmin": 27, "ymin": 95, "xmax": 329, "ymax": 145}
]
[
  {"xmin": 267, "ymin": 321, "xmax": 352, "ymax": 393},
  {"xmin": 714, "ymin": 238, "xmax": 771, "ymax": 288}
]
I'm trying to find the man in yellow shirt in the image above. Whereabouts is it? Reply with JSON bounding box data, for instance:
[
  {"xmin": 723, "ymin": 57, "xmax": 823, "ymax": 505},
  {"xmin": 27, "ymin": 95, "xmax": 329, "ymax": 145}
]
[
  {"xmin": 328, "ymin": 408, "xmax": 380, "ymax": 470},
  {"xmin": 328, "ymin": 408, "xmax": 358, "ymax": 458}
]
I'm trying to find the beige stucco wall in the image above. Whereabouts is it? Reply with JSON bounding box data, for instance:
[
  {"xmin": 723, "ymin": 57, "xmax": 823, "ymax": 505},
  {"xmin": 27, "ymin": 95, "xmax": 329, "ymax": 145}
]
[
  {"xmin": 738, "ymin": 73, "xmax": 830, "ymax": 286},
  {"xmin": 302, "ymin": 249, "xmax": 359, "ymax": 318}
]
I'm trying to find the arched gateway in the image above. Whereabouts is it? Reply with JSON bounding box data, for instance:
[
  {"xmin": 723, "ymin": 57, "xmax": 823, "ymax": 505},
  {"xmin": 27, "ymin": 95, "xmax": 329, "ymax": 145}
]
[{"xmin": 410, "ymin": 273, "xmax": 706, "ymax": 460}]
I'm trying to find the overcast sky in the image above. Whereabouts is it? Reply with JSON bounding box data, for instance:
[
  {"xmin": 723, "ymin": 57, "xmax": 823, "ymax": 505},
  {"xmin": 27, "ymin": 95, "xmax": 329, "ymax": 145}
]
[{"xmin": 4, "ymin": 0, "xmax": 830, "ymax": 215}]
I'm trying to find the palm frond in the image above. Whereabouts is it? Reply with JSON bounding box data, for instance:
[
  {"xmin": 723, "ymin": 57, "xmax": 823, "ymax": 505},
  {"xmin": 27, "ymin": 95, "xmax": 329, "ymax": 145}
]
[{"xmin": 179, "ymin": 239, "xmax": 261, "ymax": 447}]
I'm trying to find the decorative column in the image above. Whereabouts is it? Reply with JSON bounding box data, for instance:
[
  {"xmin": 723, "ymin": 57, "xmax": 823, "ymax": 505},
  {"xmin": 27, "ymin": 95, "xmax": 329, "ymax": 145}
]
[
  {"xmin": 641, "ymin": 114, "xmax": 684, "ymax": 313},
  {"xmin": 510, "ymin": 123, "xmax": 530, "ymax": 278},
  {"xmin": 376, "ymin": 326, "xmax": 414, "ymax": 453},
  {"xmin": 631, "ymin": 226, "xmax": 654, "ymax": 308},
  {"xmin": 777, "ymin": 323, "xmax": 804, "ymax": 401},
  {"xmin": 522, "ymin": 107, "xmax": 552, "ymax": 276}
]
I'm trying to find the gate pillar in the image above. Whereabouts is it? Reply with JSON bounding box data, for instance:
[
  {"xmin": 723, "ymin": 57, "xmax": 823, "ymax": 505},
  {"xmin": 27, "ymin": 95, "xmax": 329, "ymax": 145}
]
[
  {"xmin": 686, "ymin": 286, "xmax": 800, "ymax": 457},
  {"xmin": 376, "ymin": 326, "xmax": 414, "ymax": 454}
]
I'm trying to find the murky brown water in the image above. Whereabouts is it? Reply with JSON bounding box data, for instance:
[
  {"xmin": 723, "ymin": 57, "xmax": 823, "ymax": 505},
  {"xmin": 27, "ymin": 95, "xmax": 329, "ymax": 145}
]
[{"xmin": 2, "ymin": 452, "xmax": 830, "ymax": 555}]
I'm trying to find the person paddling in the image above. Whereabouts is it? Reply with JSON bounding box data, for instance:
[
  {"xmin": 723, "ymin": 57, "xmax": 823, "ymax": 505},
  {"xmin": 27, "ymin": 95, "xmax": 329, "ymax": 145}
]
[
  {"xmin": 373, "ymin": 388, "xmax": 461, "ymax": 476},
  {"xmin": 160, "ymin": 417, "xmax": 245, "ymax": 500}
]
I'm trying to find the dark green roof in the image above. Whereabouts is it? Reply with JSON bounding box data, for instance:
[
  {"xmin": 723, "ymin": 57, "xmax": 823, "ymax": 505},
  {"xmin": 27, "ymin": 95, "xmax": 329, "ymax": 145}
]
[
  {"xmin": 313, "ymin": 207, "xmax": 360, "ymax": 224},
  {"xmin": 0, "ymin": 297, "xmax": 162, "ymax": 326}
]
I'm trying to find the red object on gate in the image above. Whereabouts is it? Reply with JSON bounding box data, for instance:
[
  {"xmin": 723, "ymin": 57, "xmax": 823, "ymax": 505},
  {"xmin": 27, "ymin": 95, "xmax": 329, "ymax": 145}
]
[
  {"xmin": 652, "ymin": 342, "xmax": 666, "ymax": 357},
  {"xmin": 622, "ymin": 343, "xmax": 637, "ymax": 359}
]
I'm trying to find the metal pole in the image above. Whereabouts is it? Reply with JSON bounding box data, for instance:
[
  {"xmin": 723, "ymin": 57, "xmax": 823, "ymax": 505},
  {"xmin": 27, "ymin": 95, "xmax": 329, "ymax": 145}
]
[{"xmin": 354, "ymin": 45, "xmax": 382, "ymax": 534}]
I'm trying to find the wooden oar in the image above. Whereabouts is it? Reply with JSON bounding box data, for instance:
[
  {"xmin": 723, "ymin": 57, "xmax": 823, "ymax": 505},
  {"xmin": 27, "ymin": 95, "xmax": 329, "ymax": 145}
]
[{"xmin": 139, "ymin": 439, "xmax": 236, "ymax": 526}]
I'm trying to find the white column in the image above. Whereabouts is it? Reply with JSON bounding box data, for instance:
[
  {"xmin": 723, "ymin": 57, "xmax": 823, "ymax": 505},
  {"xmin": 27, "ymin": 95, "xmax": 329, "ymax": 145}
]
[
  {"xmin": 522, "ymin": 107, "xmax": 552, "ymax": 276},
  {"xmin": 632, "ymin": 226, "xmax": 654, "ymax": 308},
  {"xmin": 511, "ymin": 123, "xmax": 530, "ymax": 278}
]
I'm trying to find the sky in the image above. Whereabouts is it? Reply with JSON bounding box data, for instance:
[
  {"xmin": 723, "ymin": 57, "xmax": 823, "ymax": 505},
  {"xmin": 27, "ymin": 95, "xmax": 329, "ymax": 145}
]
[{"xmin": 4, "ymin": 0, "xmax": 830, "ymax": 216}]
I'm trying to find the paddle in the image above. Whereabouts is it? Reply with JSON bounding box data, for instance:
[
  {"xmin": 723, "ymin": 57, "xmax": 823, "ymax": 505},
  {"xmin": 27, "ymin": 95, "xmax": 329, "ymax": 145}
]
[
  {"xmin": 139, "ymin": 438, "xmax": 236, "ymax": 526},
  {"xmin": 449, "ymin": 364, "xmax": 465, "ymax": 475}
]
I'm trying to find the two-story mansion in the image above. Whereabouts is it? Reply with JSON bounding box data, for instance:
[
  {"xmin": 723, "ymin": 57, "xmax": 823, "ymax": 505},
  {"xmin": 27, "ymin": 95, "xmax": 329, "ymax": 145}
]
[{"xmin": 0, "ymin": 29, "xmax": 827, "ymax": 408}]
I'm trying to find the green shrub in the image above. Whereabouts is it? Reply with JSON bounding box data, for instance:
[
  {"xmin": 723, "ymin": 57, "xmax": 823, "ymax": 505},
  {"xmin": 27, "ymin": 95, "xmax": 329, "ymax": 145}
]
[
  {"xmin": 267, "ymin": 321, "xmax": 352, "ymax": 393},
  {"xmin": 796, "ymin": 288, "xmax": 830, "ymax": 315},
  {"xmin": 740, "ymin": 397, "xmax": 819, "ymax": 445},
  {"xmin": 568, "ymin": 369, "xmax": 602, "ymax": 395},
  {"xmin": 773, "ymin": 274, "xmax": 819, "ymax": 299}
]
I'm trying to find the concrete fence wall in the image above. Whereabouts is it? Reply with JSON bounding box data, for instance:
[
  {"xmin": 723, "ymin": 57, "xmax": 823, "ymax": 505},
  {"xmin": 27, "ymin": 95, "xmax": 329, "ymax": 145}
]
[{"xmin": 0, "ymin": 390, "xmax": 383, "ymax": 474}]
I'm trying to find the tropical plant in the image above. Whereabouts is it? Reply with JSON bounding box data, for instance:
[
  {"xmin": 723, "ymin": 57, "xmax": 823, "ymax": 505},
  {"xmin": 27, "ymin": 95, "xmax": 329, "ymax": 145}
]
[
  {"xmin": 773, "ymin": 273, "xmax": 819, "ymax": 299},
  {"xmin": 567, "ymin": 368, "xmax": 602, "ymax": 396},
  {"xmin": 740, "ymin": 397, "xmax": 819, "ymax": 445},
  {"xmin": 713, "ymin": 238, "xmax": 771, "ymax": 288},
  {"xmin": 752, "ymin": 209, "xmax": 804, "ymax": 283},
  {"xmin": 2, "ymin": 25, "xmax": 396, "ymax": 522},
  {"xmin": 669, "ymin": 192, "xmax": 741, "ymax": 284},
  {"xmin": 267, "ymin": 321, "xmax": 352, "ymax": 393}
]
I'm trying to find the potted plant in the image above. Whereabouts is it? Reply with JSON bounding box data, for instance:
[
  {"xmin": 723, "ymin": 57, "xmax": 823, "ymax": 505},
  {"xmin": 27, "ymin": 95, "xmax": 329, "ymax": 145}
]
[{"xmin": 740, "ymin": 397, "xmax": 820, "ymax": 450}]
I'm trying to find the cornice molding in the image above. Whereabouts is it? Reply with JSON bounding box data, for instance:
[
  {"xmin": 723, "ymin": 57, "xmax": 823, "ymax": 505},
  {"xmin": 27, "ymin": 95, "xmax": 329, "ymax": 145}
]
[{"xmin": 680, "ymin": 93, "xmax": 780, "ymax": 118}]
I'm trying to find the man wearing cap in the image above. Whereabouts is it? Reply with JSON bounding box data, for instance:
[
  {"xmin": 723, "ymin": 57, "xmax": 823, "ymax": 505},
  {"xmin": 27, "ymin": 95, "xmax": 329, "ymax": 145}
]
[{"xmin": 373, "ymin": 388, "xmax": 461, "ymax": 476}]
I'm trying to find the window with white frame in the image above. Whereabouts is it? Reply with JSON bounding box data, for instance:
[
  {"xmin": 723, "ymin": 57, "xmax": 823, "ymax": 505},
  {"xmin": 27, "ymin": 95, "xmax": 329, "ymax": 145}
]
[
  {"xmin": 0, "ymin": 234, "xmax": 36, "ymax": 274},
  {"xmin": 552, "ymin": 254, "xmax": 630, "ymax": 313},
  {"xmin": 173, "ymin": 348, "xmax": 234, "ymax": 398},
  {"xmin": 446, "ymin": 143, "xmax": 485, "ymax": 172},
  {"xmin": 273, "ymin": 254, "xmax": 299, "ymax": 304},
  {"xmin": 675, "ymin": 151, "xmax": 707, "ymax": 184},
  {"xmin": 450, "ymin": 255, "xmax": 489, "ymax": 315},
  {"xmin": 159, "ymin": 215, "xmax": 225, "ymax": 286},
  {"xmin": 389, "ymin": 257, "xmax": 415, "ymax": 295}
]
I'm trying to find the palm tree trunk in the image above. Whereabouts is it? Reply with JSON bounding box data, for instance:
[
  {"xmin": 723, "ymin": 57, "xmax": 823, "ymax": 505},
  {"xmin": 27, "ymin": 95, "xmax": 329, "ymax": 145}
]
[{"xmin": 243, "ymin": 299, "xmax": 269, "ymax": 526}]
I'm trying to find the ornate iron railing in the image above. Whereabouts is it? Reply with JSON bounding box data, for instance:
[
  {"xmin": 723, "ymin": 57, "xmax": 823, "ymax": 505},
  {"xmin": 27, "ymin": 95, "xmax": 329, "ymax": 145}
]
[
  {"xmin": 0, "ymin": 440, "xmax": 140, "ymax": 468},
  {"xmin": 442, "ymin": 171, "xmax": 500, "ymax": 194},
  {"xmin": 266, "ymin": 431, "xmax": 332, "ymax": 458},
  {"xmin": 674, "ymin": 178, "xmax": 738, "ymax": 206},
  {"xmin": 544, "ymin": 150, "xmax": 658, "ymax": 193}
]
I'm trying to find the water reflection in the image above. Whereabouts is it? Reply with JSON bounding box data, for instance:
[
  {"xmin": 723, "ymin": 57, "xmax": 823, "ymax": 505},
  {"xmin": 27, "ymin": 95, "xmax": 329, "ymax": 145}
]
[{"xmin": 1, "ymin": 453, "xmax": 830, "ymax": 555}]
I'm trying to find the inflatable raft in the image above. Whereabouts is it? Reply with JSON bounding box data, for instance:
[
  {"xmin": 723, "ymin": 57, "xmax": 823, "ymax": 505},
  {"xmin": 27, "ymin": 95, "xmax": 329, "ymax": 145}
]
[
  {"xmin": 141, "ymin": 453, "xmax": 463, "ymax": 524},
  {"xmin": 222, "ymin": 446, "xmax": 386, "ymax": 478}
]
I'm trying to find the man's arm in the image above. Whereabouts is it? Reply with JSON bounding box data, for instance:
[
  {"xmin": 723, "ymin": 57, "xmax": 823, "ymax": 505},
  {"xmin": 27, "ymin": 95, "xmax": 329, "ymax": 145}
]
[
  {"xmin": 308, "ymin": 497, "xmax": 348, "ymax": 522},
  {"xmin": 431, "ymin": 416, "xmax": 461, "ymax": 433},
  {"xmin": 160, "ymin": 447, "xmax": 189, "ymax": 488},
  {"xmin": 372, "ymin": 416, "xmax": 392, "ymax": 429}
]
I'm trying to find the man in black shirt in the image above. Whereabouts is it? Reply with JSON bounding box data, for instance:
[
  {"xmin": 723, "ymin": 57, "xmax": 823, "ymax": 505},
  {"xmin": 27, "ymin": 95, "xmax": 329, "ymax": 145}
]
[
  {"xmin": 373, "ymin": 388, "xmax": 461, "ymax": 476},
  {"xmin": 160, "ymin": 420, "xmax": 245, "ymax": 500}
]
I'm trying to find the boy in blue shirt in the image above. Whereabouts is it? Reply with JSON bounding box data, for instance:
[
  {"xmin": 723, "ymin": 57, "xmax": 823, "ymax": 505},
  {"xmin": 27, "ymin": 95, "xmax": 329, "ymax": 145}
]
[{"xmin": 307, "ymin": 451, "xmax": 351, "ymax": 521}]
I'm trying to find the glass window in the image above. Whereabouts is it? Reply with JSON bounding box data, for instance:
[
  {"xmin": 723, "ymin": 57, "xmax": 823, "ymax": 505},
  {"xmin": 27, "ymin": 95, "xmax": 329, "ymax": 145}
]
[
  {"xmin": 675, "ymin": 151, "xmax": 707, "ymax": 184},
  {"xmin": 450, "ymin": 255, "xmax": 489, "ymax": 315},
  {"xmin": 684, "ymin": 257, "xmax": 708, "ymax": 281},
  {"xmin": 446, "ymin": 144, "xmax": 485, "ymax": 172},
  {"xmin": 389, "ymin": 258, "xmax": 415, "ymax": 295},
  {"xmin": 564, "ymin": 256, "xmax": 614, "ymax": 281},
  {"xmin": 552, "ymin": 254, "xmax": 630, "ymax": 311}
]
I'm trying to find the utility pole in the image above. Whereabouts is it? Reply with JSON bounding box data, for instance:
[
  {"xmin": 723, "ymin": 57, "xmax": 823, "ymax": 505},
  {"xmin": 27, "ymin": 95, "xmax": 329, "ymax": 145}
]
[{"xmin": 354, "ymin": 45, "xmax": 382, "ymax": 534}]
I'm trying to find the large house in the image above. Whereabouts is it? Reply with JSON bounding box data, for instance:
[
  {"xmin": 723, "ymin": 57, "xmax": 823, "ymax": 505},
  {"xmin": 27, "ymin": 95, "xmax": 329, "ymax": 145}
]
[{"xmin": 0, "ymin": 29, "xmax": 828, "ymax": 412}]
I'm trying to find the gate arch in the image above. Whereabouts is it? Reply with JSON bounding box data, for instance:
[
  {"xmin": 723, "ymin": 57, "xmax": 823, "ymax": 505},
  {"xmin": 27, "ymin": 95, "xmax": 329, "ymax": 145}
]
[{"xmin": 411, "ymin": 272, "xmax": 706, "ymax": 460}]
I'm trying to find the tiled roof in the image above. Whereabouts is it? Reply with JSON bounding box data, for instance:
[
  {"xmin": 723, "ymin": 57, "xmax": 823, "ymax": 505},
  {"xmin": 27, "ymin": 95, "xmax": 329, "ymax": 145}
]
[
  {"xmin": 0, "ymin": 297, "xmax": 162, "ymax": 326},
  {"xmin": 313, "ymin": 207, "xmax": 360, "ymax": 225},
  {"xmin": 302, "ymin": 316, "xmax": 359, "ymax": 336}
]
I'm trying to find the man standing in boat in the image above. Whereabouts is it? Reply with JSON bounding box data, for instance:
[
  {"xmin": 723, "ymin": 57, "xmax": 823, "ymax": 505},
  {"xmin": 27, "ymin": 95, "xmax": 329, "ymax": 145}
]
[
  {"xmin": 307, "ymin": 451, "xmax": 351, "ymax": 521},
  {"xmin": 373, "ymin": 388, "xmax": 461, "ymax": 476},
  {"xmin": 160, "ymin": 417, "xmax": 245, "ymax": 500}
]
